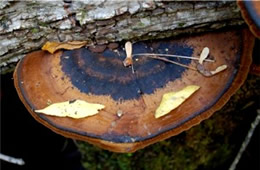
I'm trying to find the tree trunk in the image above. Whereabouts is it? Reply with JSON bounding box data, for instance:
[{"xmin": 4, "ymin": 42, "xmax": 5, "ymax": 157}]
[{"xmin": 0, "ymin": 1, "xmax": 244, "ymax": 73}]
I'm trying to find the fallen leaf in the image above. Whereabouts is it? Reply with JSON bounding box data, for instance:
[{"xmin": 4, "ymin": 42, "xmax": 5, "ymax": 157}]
[
  {"xmin": 35, "ymin": 99, "xmax": 105, "ymax": 119},
  {"xmin": 42, "ymin": 41, "xmax": 87, "ymax": 54},
  {"xmin": 199, "ymin": 47, "xmax": 210, "ymax": 64},
  {"xmin": 155, "ymin": 85, "xmax": 200, "ymax": 118}
]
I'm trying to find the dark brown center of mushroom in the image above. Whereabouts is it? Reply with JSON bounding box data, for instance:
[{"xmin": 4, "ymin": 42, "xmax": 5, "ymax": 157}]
[{"xmin": 60, "ymin": 41, "xmax": 193, "ymax": 100}]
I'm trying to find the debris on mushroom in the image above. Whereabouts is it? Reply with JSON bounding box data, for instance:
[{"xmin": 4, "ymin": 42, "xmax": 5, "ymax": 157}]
[
  {"xmin": 210, "ymin": 65, "xmax": 228, "ymax": 75},
  {"xmin": 116, "ymin": 110, "xmax": 123, "ymax": 117},
  {"xmin": 196, "ymin": 47, "xmax": 227, "ymax": 77},
  {"xmin": 131, "ymin": 46, "xmax": 214, "ymax": 71},
  {"xmin": 197, "ymin": 64, "xmax": 228, "ymax": 77},
  {"xmin": 46, "ymin": 99, "xmax": 52, "ymax": 106},
  {"xmin": 131, "ymin": 46, "xmax": 226, "ymax": 77},
  {"xmin": 123, "ymin": 41, "xmax": 133, "ymax": 67},
  {"xmin": 148, "ymin": 55, "xmax": 197, "ymax": 70},
  {"xmin": 155, "ymin": 85, "xmax": 200, "ymax": 119},
  {"xmin": 35, "ymin": 99, "xmax": 105, "ymax": 119},
  {"xmin": 42, "ymin": 41, "xmax": 87, "ymax": 54},
  {"xmin": 199, "ymin": 47, "xmax": 210, "ymax": 64},
  {"xmin": 132, "ymin": 53, "xmax": 214, "ymax": 62}
]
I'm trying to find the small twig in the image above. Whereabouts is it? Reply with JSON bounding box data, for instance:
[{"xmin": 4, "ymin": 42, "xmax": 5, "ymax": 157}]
[
  {"xmin": 131, "ymin": 64, "xmax": 135, "ymax": 74},
  {"xmin": 132, "ymin": 53, "xmax": 215, "ymax": 62},
  {"xmin": 60, "ymin": 139, "xmax": 69, "ymax": 152},
  {"xmin": 72, "ymin": 139, "xmax": 80, "ymax": 148},
  {"xmin": 0, "ymin": 153, "xmax": 25, "ymax": 166},
  {"xmin": 148, "ymin": 55, "xmax": 197, "ymax": 70},
  {"xmin": 124, "ymin": 43, "xmax": 215, "ymax": 73},
  {"xmin": 228, "ymin": 109, "xmax": 260, "ymax": 170}
]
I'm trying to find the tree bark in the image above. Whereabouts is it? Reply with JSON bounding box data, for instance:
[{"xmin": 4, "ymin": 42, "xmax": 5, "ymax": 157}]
[{"xmin": 0, "ymin": 0, "xmax": 244, "ymax": 73}]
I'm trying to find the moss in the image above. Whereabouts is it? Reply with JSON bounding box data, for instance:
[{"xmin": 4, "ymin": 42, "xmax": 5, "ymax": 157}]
[
  {"xmin": 0, "ymin": 15, "xmax": 8, "ymax": 29},
  {"xmin": 77, "ymin": 10, "xmax": 87, "ymax": 25},
  {"xmin": 78, "ymin": 75, "xmax": 260, "ymax": 170},
  {"xmin": 38, "ymin": 22, "xmax": 48, "ymax": 27},
  {"xmin": 132, "ymin": 22, "xmax": 146, "ymax": 29},
  {"xmin": 27, "ymin": 2, "xmax": 37, "ymax": 7},
  {"xmin": 1, "ymin": 66, "xmax": 15, "ymax": 75},
  {"xmin": 0, "ymin": 15, "xmax": 7, "ymax": 22},
  {"xmin": 31, "ymin": 28, "xmax": 39, "ymax": 33},
  {"xmin": 118, "ymin": 29, "xmax": 132, "ymax": 40},
  {"xmin": 178, "ymin": 22, "xmax": 186, "ymax": 27}
]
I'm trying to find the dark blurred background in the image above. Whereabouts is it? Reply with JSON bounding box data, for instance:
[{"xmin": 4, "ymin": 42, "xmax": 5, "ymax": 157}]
[{"xmin": 1, "ymin": 73, "xmax": 84, "ymax": 170}]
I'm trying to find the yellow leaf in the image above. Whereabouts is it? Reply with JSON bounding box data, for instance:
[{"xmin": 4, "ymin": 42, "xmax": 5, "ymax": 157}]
[
  {"xmin": 155, "ymin": 85, "xmax": 200, "ymax": 119},
  {"xmin": 35, "ymin": 99, "xmax": 105, "ymax": 119},
  {"xmin": 42, "ymin": 41, "xmax": 87, "ymax": 54}
]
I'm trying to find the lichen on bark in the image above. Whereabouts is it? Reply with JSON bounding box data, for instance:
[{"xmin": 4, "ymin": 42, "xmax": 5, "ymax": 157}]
[{"xmin": 0, "ymin": 1, "xmax": 244, "ymax": 73}]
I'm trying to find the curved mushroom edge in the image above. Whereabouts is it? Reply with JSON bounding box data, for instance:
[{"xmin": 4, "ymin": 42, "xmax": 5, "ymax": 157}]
[
  {"xmin": 14, "ymin": 30, "xmax": 254, "ymax": 152},
  {"xmin": 237, "ymin": 0, "xmax": 260, "ymax": 38}
]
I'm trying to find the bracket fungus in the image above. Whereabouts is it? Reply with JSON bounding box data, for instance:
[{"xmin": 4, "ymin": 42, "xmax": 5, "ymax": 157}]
[
  {"xmin": 237, "ymin": 1, "xmax": 260, "ymax": 38},
  {"xmin": 14, "ymin": 29, "xmax": 255, "ymax": 152}
]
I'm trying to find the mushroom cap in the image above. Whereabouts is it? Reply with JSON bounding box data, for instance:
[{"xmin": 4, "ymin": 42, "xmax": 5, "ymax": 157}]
[
  {"xmin": 14, "ymin": 29, "xmax": 254, "ymax": 152},
  {"xmin": 237, "ymin": 1, "xmax": 260, "ymax": 38}
]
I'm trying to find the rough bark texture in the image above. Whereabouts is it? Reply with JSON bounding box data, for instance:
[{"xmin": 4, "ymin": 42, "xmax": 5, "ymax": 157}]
[{"xmin": 0, "ymin": 0, "xmax": 244, "ymax": 73}]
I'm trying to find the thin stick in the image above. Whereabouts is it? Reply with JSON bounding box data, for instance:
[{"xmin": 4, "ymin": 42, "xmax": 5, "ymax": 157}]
[
  {"xmin": 131, "ymin": 65, "xmax": 135, "ymax": 74},
  {"xmin": 132, "ymin": 53, "xmax": 215, "ymax": 62},
  {"xmin": 0, "ymin": 153, "xmax": 25, "ymax": 165},
  {"xmin": 228, "ymin": 109, "xmax": 260, "ymax": 170},
  {"xmin": 148, "ymin": 56, "xmax": 197, "ymax": 70}
]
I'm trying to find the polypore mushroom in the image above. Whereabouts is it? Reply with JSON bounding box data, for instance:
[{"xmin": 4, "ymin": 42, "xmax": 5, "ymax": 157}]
[
  {"xmin": 14, "ymin": 28, "xmax": 254, "ymax": 152},
  {"xmin": 237, "ymin": 0, "xmax": 260, "ymax": 38}
]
